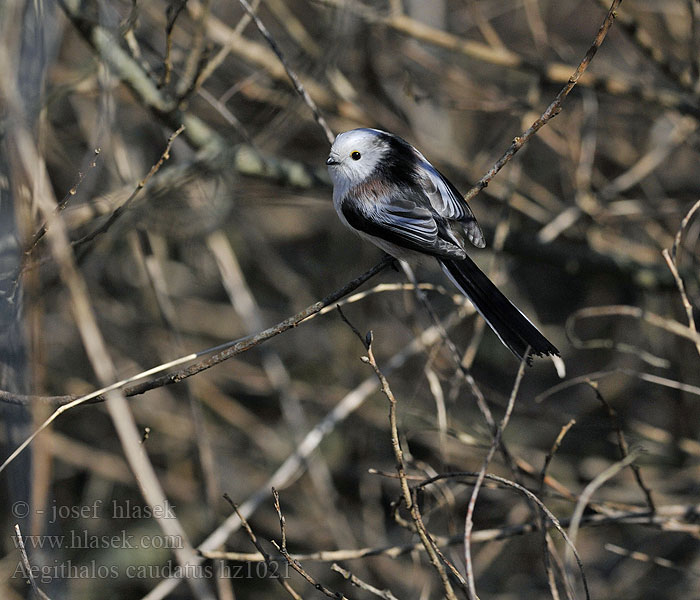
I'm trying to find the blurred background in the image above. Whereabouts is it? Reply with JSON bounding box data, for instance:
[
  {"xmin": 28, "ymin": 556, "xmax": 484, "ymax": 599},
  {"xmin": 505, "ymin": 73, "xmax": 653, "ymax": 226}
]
[{"xmin": 1, "ymin": 0, "xmax": 700, "ymax": 598}]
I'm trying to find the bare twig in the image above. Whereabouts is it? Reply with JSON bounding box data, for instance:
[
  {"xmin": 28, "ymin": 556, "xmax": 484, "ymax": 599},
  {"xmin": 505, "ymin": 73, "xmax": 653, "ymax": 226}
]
[
  {"xmin": 567, "ymin": 452, "xmax": 640, "ymax": 568},
  {"xmin": 203, "ymin": 500, "xmax": 700, "ymax": 564},
  {"xmin": 4, "ymin": 95, "xmax": 212, "ymax": 600},
  {"xmin": 0, "ymin": 255, "xmax": 394, "ymax": 473},
  {"xmin": 25, "ymin": 148, "xmax": 101, "ymax": 254},
  {"xmin": 61, "ymin": 0, "xmax": 333, "ymax": 188},
  {"xmin": 565, "ymin": 320, "xmax": 672, "ymax": 369},
  {"xmin": 0, "ymin": 255, "xmax": 395, "ymax": 410},
  {"xmin": 566, "ymin": 304, "xmax": 700, "ymax": 347},
  {"xmin": 595, "ymin": 0, "xmax": 694, "ymax": 91},
  {"xmin": 463, "ymin": 0, "xmax": 622, "ymax": 202},
  {"xmin": 359, "ymin": 330, "xmax": 458, "ymax": 600},
  {"xmin": 604, "ymin": 543, "xmax": 700, "ymax": 577},
  {"xmin": 0, "ymin": 280, "xmax": 467, "ymax": 409},
  {"xmin": 464, "ymin": 352, "xmax": 528, "ymax": 599},
  {"xmin": 663, "ymin": 249, "xmax": 697, "ymax": 355},
  {"xmin": 119, "ymin": 254, "xmax": 393, "ymax": 397},
  {"xmin": 236, "ymin": 0, "xmax": 335, "ymax": 144},
  {"xmin": 207, "ymin": 230, "xmax": 351, "ymax": 541},
  {"xmin": 136, "ymin": 228, "xmax": 219, "ymax": 512},
  {"xmin": 539, "ymin": 419, "xmax": 577, "ymax": 600},
  {"xmin": 418, "ymin": 471, "xmax": 591, "ymax": 600},
  {"xmin": 671, "ymin": 198, "xmax": 700, "ymax": 262},
  {"xmin": 541, "ymin": 420, "xmax": 577, "ymax": 489},
  {"xmin": 537, "ymin": 368, "xmax": 700, "ymax": 403},
  {"xmin": 160, "ymin": 0, "xmax": 187, "ymax": 88},
  {"xmin": 398, "ymin": 262, "xmax": 527, "ymax": 508},
  {"xmin": 598, "ymin": 115, "xmax": 697, "ymax": 202},
  {"xmin": 176, "ymin": 0, "xmax": 212, "ymax": 98},
  {"xmin": 664, "ymin": 198, "xmax": 700, "ymax": 358},
  {"xmin": 14, "ymin": 524, "xmax": 52, "ymax": 600},
  {"xmin": 331, "ymin": 563, "xmax": 400, "ymax": 600},
  {"xmin": 72, "ymin": 125, "xmax": 185, "ymax": 251},
  {"xmin": 271, "ymin": 488, "xmax": 348, "ymax": 599},
  {"xmin": 313, "ymin": 0, "xmax": 690, "ymax": 116},
  {"xmin": 143, "ymin": 310, "xmax": 461, "ymax": 600},
  {"xmin": 192, "ymin": 0, "xmax": 259, "ymax": 90},
  {"xmin": 585, "ymin": 381, "xmax": 655, "ymax": 513},
  {"xmin": 222, "ymin": 493, "xmax": 302, "ymax": 599}
]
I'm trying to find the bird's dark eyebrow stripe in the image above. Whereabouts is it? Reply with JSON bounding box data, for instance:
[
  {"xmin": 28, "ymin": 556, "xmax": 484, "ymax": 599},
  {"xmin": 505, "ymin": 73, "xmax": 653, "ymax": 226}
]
[{"xmin": 373, "ymin": 132, "xmax": 417, "ymax": 188}]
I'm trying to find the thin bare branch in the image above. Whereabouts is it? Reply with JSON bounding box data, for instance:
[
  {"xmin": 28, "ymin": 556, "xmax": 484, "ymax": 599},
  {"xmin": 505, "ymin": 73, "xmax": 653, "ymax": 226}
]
[
  {"xmin": 604, "ymin": 543, "xmax": 700, "ymax": 577},
  {"xmin": 236, "ymin": 0, "xmax": 335, "ymax": 144},
  {"xmin": 359, "ymin": 331, "xmax": 458, "ymax": 600},
  {"xmin": 160, "ymin": 0, "xmax": 188, "ymax": 88},
  {"xmin": 271, "ymin": 488, "xmax": 348, "ymax": 599},
  {"xmin": 0, "ymin": 255, "xmax": 394, "ymax": 472},
  {"xmin": 72, "ymin": 125, "xmax": 185, "ymax": 251},
  {"xmin": 664, "ymin": 198, "xmax": 700, "ymax": 358},
  {"xmin": 25, "ymin": 148, "xmax": 101, "ymax": 254},
  {"xmin": 567, "ymin": 452, "xmax": 640, "ymax": 569},
  {"xmin": 14, "ymin": 524, "xmax": 53, "ymax": 600},
  {"xmin": 463, "ymin": 0, "xmax": 623, "ymax": 202},
  {"xmin": 3, "ymin": 92, "xmax": 212, "ymax": 599},
  {"xmin": 202, "ymin": 501, "xmax": 700, "ymax": 565},
  {"xmin": 222, "ymin": 493, "xmax": 302, "ymax": 599},
  {"xmin": 464, "ymin": 353, "xmax": 528, "ymax": 599},
  {"xmin": 143, "ymin": 310, "xmax": 462, "ymax": 600},
  {"xmin": 537, "ymin": 368, "xmax": 700, "ymax": 403},
  {"xmin": 331, "ymin": 563, "xmax": 400, "ymax": 600},
  {"xmin": 418, "ymin": 471, "xmax": 590, "ymax": 599},
  {"xmin": 585, "ymin": 381, "xmax": 655, "ymax": 513},
  {"xmin": 539, "ymin": 419, "xmax": 577, "ymax": 600}
]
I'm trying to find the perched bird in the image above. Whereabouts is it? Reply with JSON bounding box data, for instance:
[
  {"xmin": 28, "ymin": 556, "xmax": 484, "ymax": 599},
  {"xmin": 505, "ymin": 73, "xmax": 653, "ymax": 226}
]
[{"xmin": 326, "ymin": 128, "xmax": 558, "ymax": 363}]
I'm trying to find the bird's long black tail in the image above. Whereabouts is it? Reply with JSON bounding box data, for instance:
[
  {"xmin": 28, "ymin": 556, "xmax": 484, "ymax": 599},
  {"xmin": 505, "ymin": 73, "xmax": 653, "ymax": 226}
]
[{"xmin": 439, "ymin": 257, "xmax": 559, "ymax": 362}]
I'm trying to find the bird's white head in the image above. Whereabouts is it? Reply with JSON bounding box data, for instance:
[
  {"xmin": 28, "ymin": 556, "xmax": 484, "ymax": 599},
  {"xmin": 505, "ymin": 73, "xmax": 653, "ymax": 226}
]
[{"xmin": 326, "ymin": 128, "xmax": 390, "ymax": 193}]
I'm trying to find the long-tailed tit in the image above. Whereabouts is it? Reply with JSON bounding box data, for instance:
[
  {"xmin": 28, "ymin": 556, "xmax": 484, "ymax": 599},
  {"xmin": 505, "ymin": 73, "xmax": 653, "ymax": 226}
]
[{"xmin": 326, "ymin": 128, "xmax": 558, "ymax": 362}]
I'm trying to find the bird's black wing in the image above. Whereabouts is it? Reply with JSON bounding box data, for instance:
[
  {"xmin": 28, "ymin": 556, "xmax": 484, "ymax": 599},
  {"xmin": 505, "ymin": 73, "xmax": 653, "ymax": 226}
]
[
  {"xmin": 340, "ymin": 191, "xmax": 466, "ymax": 259},
  {"xmin": 414, "ymin": 157, "xmax": 486, "ymax": 249}
]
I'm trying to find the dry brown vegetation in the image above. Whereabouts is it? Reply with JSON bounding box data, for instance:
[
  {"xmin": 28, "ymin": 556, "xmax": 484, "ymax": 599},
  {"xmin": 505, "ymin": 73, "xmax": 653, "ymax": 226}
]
[{"xmin": 1, "ymin": 0, "xmax": 700, "ymax": 598}]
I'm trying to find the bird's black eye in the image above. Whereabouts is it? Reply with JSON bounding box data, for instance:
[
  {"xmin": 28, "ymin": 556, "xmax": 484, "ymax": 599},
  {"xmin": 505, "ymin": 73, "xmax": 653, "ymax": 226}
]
[{"xmin": 351, "ymin": 151, "xmax": 361, "ymax": 161}]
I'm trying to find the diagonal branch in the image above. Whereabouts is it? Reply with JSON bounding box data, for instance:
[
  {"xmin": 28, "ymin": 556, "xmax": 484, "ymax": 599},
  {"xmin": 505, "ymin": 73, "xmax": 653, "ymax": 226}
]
[
  {"xmin": 463, "ymin": 0, "xmax": 623, "ymax": 202},
  {"xmin": 0, "ymin": 256, "xmax": 394, "ymax": 473}
]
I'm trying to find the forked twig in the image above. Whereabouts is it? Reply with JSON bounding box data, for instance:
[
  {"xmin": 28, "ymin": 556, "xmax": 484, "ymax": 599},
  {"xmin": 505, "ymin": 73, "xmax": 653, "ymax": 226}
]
[
  {"xmin": 664, "ymin": 198, "xmax": 700, "ymax": 358},
  {"xmin": 222, "ymin": 493, "xmax": 302, "ymax": 599},
  {"xmin": 418, "ymin": 471, "xmax": 591, "ymax": 600},
  {"xmin": 540, "ymin": 419, "xmax": 577, "ymax": 600},
  {"xmin": 358, "ymin": 330, "xmax": 458, "ymax": 600},
  {"xmin": 271, "ymin": 488, "xmax": 348, "ymax": 599},
  {"xmin": 72, "ymin": 125, "xmax": 185, "ymax": 251}
]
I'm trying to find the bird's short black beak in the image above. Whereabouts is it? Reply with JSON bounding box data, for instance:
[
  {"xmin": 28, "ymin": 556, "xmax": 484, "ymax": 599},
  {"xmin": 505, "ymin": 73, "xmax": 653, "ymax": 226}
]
[{"xmin": 326, "ymin": 156, "xmax": 339, "ymax": 166}]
